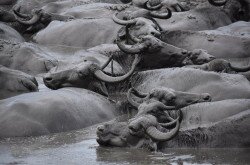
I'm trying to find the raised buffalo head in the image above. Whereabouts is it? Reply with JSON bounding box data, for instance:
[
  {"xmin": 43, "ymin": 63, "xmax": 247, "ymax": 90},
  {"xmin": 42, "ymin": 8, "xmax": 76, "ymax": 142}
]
[
  {"xmin": 127, "ymin": 87, "xmax": 211, "ymax": 109},
  {"xmin": 113, "ymin": 12, "xmax": 166, "ymax": 39},
  {"xmin": 117, "ymin": 35, "xmax": 215, "ymax": 65},
  {"xmin": 43, "ymin": 55, "xmax": 140, "ymax": 96}
]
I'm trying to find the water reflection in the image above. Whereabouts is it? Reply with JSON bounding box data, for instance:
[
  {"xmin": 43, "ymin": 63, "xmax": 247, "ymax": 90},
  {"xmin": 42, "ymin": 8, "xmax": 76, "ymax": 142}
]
[
  {"xmin": 96, "ymin": 146, "xmax": 250, "ymax": 165},
  {"xmin": 0, "ymin": 124, "xmax": 249, "ymax": 165}
]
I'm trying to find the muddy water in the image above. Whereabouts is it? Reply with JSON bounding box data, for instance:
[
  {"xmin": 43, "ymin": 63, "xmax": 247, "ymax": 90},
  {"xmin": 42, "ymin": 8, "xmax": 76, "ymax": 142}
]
[{"xmin": 0, "ymin": 124, "xmax": 249, "ymax": 165}]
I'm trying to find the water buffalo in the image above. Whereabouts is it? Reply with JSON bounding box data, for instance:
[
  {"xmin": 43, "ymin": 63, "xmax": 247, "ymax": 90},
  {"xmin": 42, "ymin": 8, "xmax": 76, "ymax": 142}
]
[
  {"xmin": 33, "ymin": 8, "xmax": 170, "ymax": 48},
  {"xmin": 117, "ymin": 35, "xmax": 215, "ymax": 68},
  {"xmin": 14, "ymin": 7, "xmax": 75, "ymax": 27},
  {"xmin": 185, "ymin": 59, "xmax": 250, "ymax": 74},
  {"xmin": 0, "ymin": 65, "xmax": 38, "ymax": 99},
  {"xmin": 152, "ymin": 0, "xmax": 250, "ymax": 32},
  {"xmin": 130, "ymin": 68, "xmax": 250, "ymax": 101},
  {"xmin": 0, "ymin": 87, "xmax": 118, "ymax": 137},
  {"xmin": 0, "ymin": 39, "xmax": 58, "ymax": 75},
  {"xmin": 43, "ymin": 54, "xmax": 140, "ymax": 96},
  {"xmin": 56, "ymin": 3, "xmax": 132, "ymax": 19},
  {"xmin": 0, "ymin": 23, "xmax": 24, "ymax": 42},
  {"xmin": 126, "ymin": 0, "xmax": 187, "ymax": 12},
  {"xmin": 96, "ymin": 113, "xmax": 180, "ymax": 150},
  {"xmin": 96, "ymin": 99, "xmax": 250, "ymax": 149},
  {"xmin": 208, "ymin": 0, "xmax": 250, "ymax": 21},
  {"xmin": 0, "ymin": 8, "xmax": 36, "ymax": 33},
  {"xmin": 13, "ymin": 0, "xmax": 124, "ymax": 15},
  {"xmin": 127, "ymin": 87, "xmax": 211, "ymax": 111},
  {"xmin": 161, "ymin": 21, "xmax": 250, "ymax": 59},
  {"xmin": 153, "ymin": 6, "xmax": 232, "ymax": 32}
]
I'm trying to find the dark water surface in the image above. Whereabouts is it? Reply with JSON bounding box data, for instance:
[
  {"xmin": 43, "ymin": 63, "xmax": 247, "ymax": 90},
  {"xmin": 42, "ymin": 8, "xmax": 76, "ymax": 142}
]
[{"xmin": 0, "ymin": 125, "xmax": 249, "ymax": 165}]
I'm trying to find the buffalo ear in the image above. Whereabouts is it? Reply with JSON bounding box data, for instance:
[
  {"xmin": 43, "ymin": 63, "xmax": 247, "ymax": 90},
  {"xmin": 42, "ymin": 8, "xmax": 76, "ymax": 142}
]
[{"xmin": 89, "ymin": 81, "xmax": 109, "ymax": 97}]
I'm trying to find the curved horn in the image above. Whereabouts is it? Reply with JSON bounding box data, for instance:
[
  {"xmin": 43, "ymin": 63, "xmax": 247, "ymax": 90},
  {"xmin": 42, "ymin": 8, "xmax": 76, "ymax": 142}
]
[
  {"xmin": 159, "ymin": 118, "xmax": 178, "ymax": 127},
  {"xmin": 117, "ymin": 39, "xmax": 147, "ymax": 54},
  {"xmin": 101, "ymin": 55, "xmax": 113, "ymax": 70},
  {"xmin": 127, "ymin": 88, "xmax": 140, "ymax": 108},
  {"xmin": 93, "ymin": 54, "xmax": 140, "ymax": 83},
  {"xmin": 149, "ymin": 8, "xmax": 172, "ymax": 19},
  {"xmin": 146, "ymin": 120, "xmax": 180, "ymax": 141},
  {"xmin": 112, "ymin": 12, "xmax": 136, "ymax": 25},
  {"xmin": 145, "ymin": 1, "xmax": 163, "ymax": 10},
  {"xmin": 208, "ymin": 0, "xmax": 227, "ymax": 6},
  {"xmin": 13, "ymin": 6, "xmax": 31, "ymax": 19},
  {"xmin": 230, "ymin": 63, "xmax": 250, "ymax": 72},
  {"xmin": 160, "ymin": 110, "xmax": 180, "ymax": 128},
  {"xmin": 16, "ymin": 13, "xmax": 41, "ymax": 25}
]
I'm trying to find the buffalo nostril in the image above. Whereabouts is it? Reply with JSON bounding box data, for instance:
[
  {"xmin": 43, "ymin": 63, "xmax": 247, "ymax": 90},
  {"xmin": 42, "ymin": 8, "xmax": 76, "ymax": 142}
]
[
  {"xmin": 203, "ymin": 94, "xmax": 211, "ymax": 101},
  {"xmin": 97, "ymin": 126, "xmax": 104, "ymax": 132}
]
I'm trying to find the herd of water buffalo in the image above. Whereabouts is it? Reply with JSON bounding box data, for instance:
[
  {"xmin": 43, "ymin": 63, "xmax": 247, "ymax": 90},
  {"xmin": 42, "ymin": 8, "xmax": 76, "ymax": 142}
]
[{"xmin": 0, "ymin": 0, "xmax": 249, "ymax": 151}]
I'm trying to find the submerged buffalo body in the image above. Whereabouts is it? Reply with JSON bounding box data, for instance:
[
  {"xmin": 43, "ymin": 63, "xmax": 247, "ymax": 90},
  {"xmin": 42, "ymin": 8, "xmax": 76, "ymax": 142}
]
[
  {"xmin": 131, "ymin": 68, "xmax": 250, "ymax": 101},
  {"xmin": 0, "ymin": 65, "xmax": 38, "ymax": 99},
  {"xmin": 0, "ymin": 23, "xmax": 24, "ymax": 42},
  {"xmin": 0, "ymin": 39, "xmax": 57, "ymax": 75},
  {"xmin": 161, "ymin": 21, "xmax": 250, "ymax": 59},
  {"xmin": 0, "ymin": 87, "xmax": 118, "ymax": 137},
  {"xmin": 33, "ymin": 13, "xmax": 163, "ymax": 48}
]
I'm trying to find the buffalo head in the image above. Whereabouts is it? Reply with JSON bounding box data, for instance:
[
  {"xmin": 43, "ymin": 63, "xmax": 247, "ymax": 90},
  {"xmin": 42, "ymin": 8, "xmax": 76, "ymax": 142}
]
[
  {"xmin": 96, "ymin": 113, "xmax": 180, "ymax": 149},
  {"xmin": 113, "ymin": 11, "xmax": 169, "ymax": 39},
  {"xmin": 96, "ymin": 121, "xmax": 129, "ymax": 147},
  {"xmin": 43, "ymin": 55, "xmax": 140, "ymax": 96},
  {"xmin": 117, "ymin": 35, "xmax": 215, "ymax": 66},
  {"xmin": 127, "ymin": 87, "xmax": 211, "ymax": 109},
  {"xmin": 96, "ymin": 119, "xmax": 158, "ymax": 150}
]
